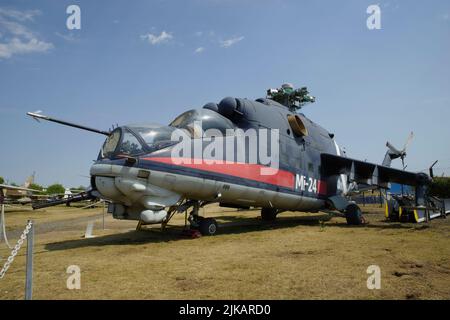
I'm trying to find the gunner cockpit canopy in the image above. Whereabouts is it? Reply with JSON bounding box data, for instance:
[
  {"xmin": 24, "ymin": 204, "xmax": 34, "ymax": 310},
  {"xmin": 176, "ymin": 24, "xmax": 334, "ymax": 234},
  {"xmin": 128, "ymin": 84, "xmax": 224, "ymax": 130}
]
[{"xmin": 99, "ymin": 124, "xmax": 177, "ymax": 159}]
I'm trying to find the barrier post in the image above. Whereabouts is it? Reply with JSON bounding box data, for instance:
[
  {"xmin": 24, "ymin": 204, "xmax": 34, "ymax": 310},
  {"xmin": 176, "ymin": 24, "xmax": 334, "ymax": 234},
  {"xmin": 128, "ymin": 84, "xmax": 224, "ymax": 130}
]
[{"xmin": 25, "ymin": 220, "xmax": 34, "ymax": 300}]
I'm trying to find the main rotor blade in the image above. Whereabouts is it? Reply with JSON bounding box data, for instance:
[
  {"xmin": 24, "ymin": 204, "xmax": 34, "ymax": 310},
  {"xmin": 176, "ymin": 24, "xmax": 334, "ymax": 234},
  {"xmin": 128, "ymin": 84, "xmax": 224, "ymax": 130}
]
[
  {"xmin": 402, "ymin": 131, "xmax": 414, "ymax": 152},
  {"xmin": 27, "ymin": 112, "xmax": 110, "ymax": 136}
]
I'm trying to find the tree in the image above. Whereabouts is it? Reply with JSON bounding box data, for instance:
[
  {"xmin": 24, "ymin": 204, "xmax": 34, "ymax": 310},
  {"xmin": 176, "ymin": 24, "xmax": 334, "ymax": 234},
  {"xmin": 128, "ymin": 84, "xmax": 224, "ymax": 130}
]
[
  {"xmin": 46, "ymin": 184, "xmax": 65, "ymax": 195},
  {"xmin": 429, "ymin": 177, "xmax": 450, "ymax": 198},
  {"xmin": 70, "ymin": 186, "xmax": 86, "ymax": 192},
  {"xmin": 0, "ymin": 176, "xmax": 4, "ymax": 184},
  {"xmin": 29, "ymin": 183, "xmax": 44, "ymax": 192}
]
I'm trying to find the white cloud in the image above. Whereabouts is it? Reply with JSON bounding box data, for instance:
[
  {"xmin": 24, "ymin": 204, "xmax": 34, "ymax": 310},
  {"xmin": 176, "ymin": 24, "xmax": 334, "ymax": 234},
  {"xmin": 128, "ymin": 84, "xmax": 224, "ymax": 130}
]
[
  {"xmin": 0, "ymin": 8, "xmax": 41, "ymax": 22},
  {"xmin": 194, "ymin": 47, "xmax": 204, "ymax": 54},
  {"xmin": 195, "ymin": 31, "xmax": 203, "ymax": 37},
  {"xmin": 0, "ymin": 38, "xmax": 53, "ymax": 59},
  {"xmin": 55, "ymin": 32, "xmax": 78, "ymax": 42},
  {"xmin": 220, "ymin": 36, "xmax": 244, "ymax": 48},
  {"xmin": 0, "ymin": 7, "xmax": 53, "ymax": 59},
  {"xmin": 0, "ymin": 19, "xmax": 35, "ymax": 39},
  {"xmin": 140, "ymin": 31, "xmax": 173, "ymax": 45}
]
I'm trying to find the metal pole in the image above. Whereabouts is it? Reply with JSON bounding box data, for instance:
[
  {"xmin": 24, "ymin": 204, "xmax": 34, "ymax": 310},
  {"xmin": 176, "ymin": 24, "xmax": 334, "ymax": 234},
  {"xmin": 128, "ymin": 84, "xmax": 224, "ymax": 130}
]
[
  {"xmin": 0, "ymin": 198, "xmax": 12, "ymax": 249},
  {"xmin": 25, "ymin": 220, "xmax": 33, "ymax": 300},
  {"xmin": 102, "ymin": 201, "xmax": 105, "ymax": 230}
]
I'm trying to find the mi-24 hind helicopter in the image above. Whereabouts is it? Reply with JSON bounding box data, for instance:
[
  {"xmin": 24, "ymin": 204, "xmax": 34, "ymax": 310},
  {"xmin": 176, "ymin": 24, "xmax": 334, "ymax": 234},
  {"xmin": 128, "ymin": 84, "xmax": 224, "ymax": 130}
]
[{"xmin": 27, "ymin": 83, "xmax": 431, "ymax": 235}]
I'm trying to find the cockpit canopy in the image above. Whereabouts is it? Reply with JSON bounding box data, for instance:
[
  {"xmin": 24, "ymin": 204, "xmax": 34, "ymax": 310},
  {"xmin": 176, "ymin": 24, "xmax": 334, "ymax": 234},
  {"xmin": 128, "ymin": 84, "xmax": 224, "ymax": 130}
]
[
  {"xmin": 99, "ymin": 108, "xmax": 236, "ymax": 159},
  {"xmin": 169, "ymin": 108, "xmax": 235, "ymax": 137},
  {"xmin": 100, "ymin": 124, "xmax": 177, "ymax": 159}
]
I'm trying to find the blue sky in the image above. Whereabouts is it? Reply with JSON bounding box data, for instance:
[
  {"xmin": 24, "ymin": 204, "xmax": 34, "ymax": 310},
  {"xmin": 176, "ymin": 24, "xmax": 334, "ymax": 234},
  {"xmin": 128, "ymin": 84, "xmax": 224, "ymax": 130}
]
[{"xmin": 0, "ymin": 0, "xmax": 449, "ymax": 187}]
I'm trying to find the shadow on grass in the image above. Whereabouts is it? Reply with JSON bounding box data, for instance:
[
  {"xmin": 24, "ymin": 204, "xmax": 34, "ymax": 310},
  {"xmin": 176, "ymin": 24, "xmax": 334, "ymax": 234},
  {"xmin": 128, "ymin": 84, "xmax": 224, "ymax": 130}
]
[
  {"xmin": 44, "ymin": 214, "xmax": 330, "ymax": 251},
  {"xmin": 325, "ymin": 221, "xmax": 424, "ymax": 230},
  {"xmin": 44, "ymin": 212, "xmax": 422, "ymax": 251}
]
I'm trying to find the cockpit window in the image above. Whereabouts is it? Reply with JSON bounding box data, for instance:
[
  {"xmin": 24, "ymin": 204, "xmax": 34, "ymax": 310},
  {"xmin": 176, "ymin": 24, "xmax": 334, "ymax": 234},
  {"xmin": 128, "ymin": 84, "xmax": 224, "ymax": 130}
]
[
  {"xmin": 169, "ymin": 109, "xmax": 235, "ymax": 137},
  {"xmin": 98, "ymin": 109, "xmax": 237, "ymax": 160},
  {"xmin": 101, "ymin": 129, "xmax": 121, "ymax": 158},
  {"xmin": 128, "ymin": 125, "xmax": 177, "ymax": 151},
  {"xmin": 117, "ymin": 131, "xmax": 145, "ymax": 156},
  {"xmin": 99, "ymin": 125, "xmax": 181, "ymax": 160},
  {"xmin": 170, "ymin": 110, "xmax": 196, "ymax": 128}
]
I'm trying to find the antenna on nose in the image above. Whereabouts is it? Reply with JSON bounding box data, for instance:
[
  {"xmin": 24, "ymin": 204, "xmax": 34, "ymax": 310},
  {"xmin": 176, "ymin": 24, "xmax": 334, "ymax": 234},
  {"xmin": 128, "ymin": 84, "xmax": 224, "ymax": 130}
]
[{"xmin": 27, "ymin": 111, "xmax": 111, "ymax": 136}]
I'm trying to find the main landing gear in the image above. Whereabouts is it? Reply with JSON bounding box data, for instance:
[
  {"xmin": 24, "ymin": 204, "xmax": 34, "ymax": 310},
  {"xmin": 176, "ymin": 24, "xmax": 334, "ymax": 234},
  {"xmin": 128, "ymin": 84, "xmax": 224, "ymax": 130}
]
[
  {"xmin": 192, "ymin": 216, "xmax": 218, "ymax": 236},
  {"xmin": 326, "ymin": 196, "xmax": 366, "ymax": 226},
  {"xmin": 187, "ymin": 202, "xmax": 218, "ymax": 236},
  {"xmin": 344, "ymin": 203, "xmax": 365, "ymax": 225},
  {"xmin": 261, "ymin": 207, "xmax": 278, "ymax": 221}
]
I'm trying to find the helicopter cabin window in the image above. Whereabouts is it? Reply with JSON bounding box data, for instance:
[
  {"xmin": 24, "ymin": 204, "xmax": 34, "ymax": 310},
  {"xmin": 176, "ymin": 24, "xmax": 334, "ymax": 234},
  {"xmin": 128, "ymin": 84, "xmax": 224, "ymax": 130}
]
[
  {"xmin": 117, "ymin": 131, "xmax": 144, "ymax": 156},
  {"xmin": 101, "ymin": 129, "xmax": 121, "ymax": 158},
  {"xmin": 308, "ymin": 162, "xmax": 314, "ymax": 172},
  {"xmin": 169, "ymin": 109, "xmax": 235, "ymax": 138},
  {"xmin": 129, "ymin": 125, "xmax": 176, "ymax": 151}
]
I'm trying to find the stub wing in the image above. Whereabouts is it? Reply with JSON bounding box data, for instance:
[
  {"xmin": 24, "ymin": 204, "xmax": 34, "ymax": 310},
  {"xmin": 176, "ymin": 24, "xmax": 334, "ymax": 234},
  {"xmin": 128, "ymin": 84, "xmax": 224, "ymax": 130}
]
[{"xmin": 321, "ymin": 153, "xmax": 428, "ymax": 188}]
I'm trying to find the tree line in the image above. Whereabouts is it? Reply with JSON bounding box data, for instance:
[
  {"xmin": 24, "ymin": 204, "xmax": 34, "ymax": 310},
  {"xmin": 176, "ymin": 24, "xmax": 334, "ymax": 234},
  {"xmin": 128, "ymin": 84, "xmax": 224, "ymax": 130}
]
[{"xmin": 0, "ymin": 176, "xmax": 86, "ymax": 195}]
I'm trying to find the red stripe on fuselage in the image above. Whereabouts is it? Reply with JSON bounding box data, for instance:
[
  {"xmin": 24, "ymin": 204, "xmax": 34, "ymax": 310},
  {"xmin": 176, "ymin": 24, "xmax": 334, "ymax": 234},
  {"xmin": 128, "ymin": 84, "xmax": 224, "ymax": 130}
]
[
  {"xmin": 318, "ymin": 180, "xmax": 327, "ymax": 195},
  {"xmin": 141, "ymin": 157, "xmax": 328, "ymax": 195},
  {"xmin": 142, "ymin": 157, "xmax": 294, "ymax": 189}
]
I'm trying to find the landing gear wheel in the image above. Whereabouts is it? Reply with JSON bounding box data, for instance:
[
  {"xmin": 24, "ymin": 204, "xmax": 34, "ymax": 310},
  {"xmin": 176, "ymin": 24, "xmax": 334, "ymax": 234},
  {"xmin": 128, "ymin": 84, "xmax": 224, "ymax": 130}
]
[
  {"xmin": 345, "ymin": 204, "xmax": 364, "ymax": 225},
  {"xmin": 261, "ymin": 208, "xmax": 278, "ymax": 221},
  {"xmin": 198, "ymin": 218, "xmax": 218, "ymax": 236}
]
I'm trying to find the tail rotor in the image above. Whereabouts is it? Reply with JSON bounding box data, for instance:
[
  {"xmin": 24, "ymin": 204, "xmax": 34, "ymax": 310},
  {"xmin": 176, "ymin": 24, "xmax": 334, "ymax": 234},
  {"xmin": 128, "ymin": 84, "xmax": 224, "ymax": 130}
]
[{"xmin": 383, "ymin": 132, "xmax": 414, "ymax": 168}]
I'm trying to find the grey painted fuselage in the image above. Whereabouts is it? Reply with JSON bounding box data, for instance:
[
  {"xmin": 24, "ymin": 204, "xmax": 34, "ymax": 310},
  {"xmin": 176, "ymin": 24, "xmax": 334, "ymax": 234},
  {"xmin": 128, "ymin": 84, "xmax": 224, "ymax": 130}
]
[{"xmin": 90, "ymin": 97, "xmax": 344, "ymax": 221}]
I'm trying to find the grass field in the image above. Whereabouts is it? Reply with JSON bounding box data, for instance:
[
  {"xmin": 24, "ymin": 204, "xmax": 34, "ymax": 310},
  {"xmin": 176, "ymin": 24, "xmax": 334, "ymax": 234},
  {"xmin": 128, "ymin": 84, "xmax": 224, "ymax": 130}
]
[{"xmin": 0, "ymin": 203, "xmax": 449, "ymax": 300}]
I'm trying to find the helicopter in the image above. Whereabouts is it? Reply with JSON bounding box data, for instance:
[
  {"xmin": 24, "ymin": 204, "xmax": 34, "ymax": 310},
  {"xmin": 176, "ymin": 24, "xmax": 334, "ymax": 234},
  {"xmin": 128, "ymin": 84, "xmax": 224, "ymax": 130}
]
[{"xmin": 27, "ymin": 83, "xmax": 431, "ymax": 236}]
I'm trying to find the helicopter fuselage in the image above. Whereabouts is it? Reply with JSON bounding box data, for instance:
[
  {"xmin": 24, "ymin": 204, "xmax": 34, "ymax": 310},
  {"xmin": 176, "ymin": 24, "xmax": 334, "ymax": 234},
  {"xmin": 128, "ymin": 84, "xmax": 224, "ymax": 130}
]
[
  {"xmin": 90, "ymin": 97, "xmax": 345, "ymax": 223},
  {"xmin": 28, "ymin": 92, "xmax": 429, "ymax": 228}
]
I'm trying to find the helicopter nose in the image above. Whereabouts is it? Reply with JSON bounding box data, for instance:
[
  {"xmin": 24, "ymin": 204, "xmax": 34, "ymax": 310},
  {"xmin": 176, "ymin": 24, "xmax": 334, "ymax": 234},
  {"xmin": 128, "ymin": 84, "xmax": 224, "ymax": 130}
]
[
  {"xmin": 94, "ymin": 176, "xmax": 122, "ymax": 200},
  {"xmin": 90, "ymin": 162, "xmax": 182, "ymax": 220},
  {"xmin": 90, "ymin": 163, "xmax": 123, "ymax": 201}
]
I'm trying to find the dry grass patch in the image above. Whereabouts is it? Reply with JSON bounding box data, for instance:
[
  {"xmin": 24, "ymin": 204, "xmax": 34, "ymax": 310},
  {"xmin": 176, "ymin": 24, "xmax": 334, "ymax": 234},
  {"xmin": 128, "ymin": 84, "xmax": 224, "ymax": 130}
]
[{"xmin": 0, "ymin": 204, "xmax": 449, "ymax": 299}]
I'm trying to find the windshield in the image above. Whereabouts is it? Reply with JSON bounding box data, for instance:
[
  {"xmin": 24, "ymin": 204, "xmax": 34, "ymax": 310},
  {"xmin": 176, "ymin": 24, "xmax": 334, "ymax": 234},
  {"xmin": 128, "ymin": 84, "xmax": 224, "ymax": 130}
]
[
  {"xmin": 130, "ymin": 125, "xmax": 174, "ymax": 145},
  {"xmin": 101, "ymin": 129, "xmax": 121, "ymax": 158},
  {"xmin": 100, "ymin": 128, "xmax": 145, "ymax": 159},
  {"xmin": 127, "ymin": 125, "xmax": 177, "ymax": 151},
  {"xmin": 98, "ymin": 124, "xmax": 186, "ymax": 160},
  {"xmin": 117, "ymin": 131, "xmax": 145, "ymax": 156}
]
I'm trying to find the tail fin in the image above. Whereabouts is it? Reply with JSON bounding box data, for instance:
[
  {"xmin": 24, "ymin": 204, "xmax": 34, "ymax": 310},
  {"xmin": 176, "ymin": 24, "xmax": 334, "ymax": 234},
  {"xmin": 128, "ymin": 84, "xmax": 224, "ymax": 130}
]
[{"xmin": 23, "ymin": 172, "xmax": 35, "ymax": 188}]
